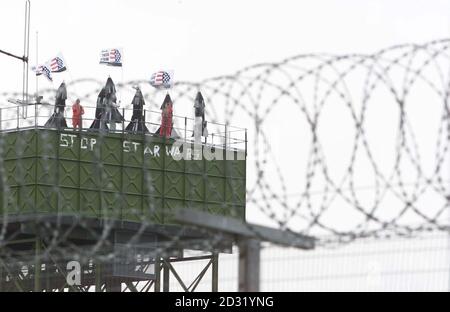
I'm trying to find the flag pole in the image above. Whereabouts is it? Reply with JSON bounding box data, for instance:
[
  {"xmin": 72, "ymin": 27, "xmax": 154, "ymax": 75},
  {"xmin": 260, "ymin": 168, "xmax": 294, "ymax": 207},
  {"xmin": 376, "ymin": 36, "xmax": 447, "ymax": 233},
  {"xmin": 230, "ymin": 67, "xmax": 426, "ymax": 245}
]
[
  {"xmin": 35, "ymin": 30, "xmax": 38, "ymax": 127},
  {"xmin": 119, "ymin": 47, "xmax": 124, "ymax": 107},
  {"xmin": 120, "ymin": 62, "xmax": 124, "ymax": 106},
  {"xmin": 35, "ymin": 31, "xmax": 38, "ymax": 97},
  {"xmin": 22, "ymin": 0, "xmax": 31, "ymax": 107}
]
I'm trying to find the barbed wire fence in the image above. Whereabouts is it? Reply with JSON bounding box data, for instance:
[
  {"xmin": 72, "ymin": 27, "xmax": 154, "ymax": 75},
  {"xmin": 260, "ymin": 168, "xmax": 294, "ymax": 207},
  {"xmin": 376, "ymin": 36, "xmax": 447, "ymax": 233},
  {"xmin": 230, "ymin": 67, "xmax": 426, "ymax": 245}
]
[
  {"xmin": 1, "ymin": 38, "xmax": 450, "ymax": 291},
  {"xmin": 168, "ymin": 232, "xmax": 450, "ymax": 292}
]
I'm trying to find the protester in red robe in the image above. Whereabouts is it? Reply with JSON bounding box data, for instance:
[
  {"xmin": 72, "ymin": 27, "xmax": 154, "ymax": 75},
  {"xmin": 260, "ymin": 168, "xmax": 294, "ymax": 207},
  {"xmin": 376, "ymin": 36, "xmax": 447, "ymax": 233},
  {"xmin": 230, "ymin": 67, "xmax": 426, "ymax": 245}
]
[
  {"xmin": 160, "ymin": 94, "xmax": 173, "ymax": 138},
  {"xmin": 72, "ymin": 99, "xmax": 84, "ymax": 130}
]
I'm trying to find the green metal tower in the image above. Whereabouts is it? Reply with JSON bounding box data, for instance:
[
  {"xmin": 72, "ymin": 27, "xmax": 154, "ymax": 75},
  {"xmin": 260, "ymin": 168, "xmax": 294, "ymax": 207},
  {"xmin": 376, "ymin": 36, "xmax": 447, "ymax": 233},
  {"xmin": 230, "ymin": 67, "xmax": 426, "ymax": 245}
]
[{"xmin": 0, "ymin": 121, "xmax": 247, "ymax": 291}]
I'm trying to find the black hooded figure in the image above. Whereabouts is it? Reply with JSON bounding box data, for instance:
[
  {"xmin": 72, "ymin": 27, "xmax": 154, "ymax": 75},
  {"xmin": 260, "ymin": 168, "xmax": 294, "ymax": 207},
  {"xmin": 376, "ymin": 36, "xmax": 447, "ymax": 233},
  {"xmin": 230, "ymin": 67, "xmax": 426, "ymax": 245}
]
[
  {"xmin": 192, "ymin": 91, "xmax": 208, "ymax": 143},
  {"xmin": 89, "ymin": 87, "xmax": 107, "ymax": 129},
  {"xmin": 103, "ymin": 77, "xmax": 124, "ymax": 130},
  {"xmin": 44, "ymin": 82, "xmax": 68, "ymax": 129},
  {"xmin": 125, "ymin": 86, "xmax": 149, "ymax": 133},
  {"xmin": 90, "ymin": 77, "xmax": 124, "ymax": 131}
]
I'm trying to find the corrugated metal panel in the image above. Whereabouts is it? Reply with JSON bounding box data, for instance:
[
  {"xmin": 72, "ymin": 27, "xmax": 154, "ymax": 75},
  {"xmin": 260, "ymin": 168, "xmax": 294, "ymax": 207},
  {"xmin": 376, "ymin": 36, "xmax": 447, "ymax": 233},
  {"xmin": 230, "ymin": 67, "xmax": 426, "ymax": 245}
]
[{"xmin": 0, "ymin": 129, "xmax": 246, "ymax": 224}]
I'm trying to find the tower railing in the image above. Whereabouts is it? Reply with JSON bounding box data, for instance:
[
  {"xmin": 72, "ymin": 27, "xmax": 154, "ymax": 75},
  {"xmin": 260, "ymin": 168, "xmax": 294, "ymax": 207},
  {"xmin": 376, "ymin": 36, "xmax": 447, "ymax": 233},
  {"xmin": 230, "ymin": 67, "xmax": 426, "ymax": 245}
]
[{"xmin": 0, "ymin": 103, "xmax": 247, "ymax": 153}]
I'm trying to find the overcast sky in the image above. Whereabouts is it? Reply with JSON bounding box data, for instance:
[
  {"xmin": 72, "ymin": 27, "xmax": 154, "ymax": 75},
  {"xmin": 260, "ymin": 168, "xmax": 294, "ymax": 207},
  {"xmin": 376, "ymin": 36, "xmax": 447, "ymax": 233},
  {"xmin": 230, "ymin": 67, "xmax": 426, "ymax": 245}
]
[{"xmin": 1, "ymin": 0, "xmax": 449, "ymax": 92}]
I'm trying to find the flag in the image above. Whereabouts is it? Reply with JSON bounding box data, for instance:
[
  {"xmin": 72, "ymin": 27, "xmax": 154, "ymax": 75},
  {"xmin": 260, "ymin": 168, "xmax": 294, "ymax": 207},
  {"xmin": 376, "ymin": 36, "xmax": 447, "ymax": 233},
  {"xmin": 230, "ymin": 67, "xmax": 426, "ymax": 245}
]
[
  {"xmin": 99, "ymin": 48, "xmax": 123, "ymax": 67},
  {"xmin": 150, "ymin": 70, "xmax": 174, "ymax": 89},
  {"xmin": 48, "ymin": 53, "xmax": 67, "ymax": 72},
  {"xmin": 32, "ymin": 65, "xmax": 53, "ymax": 82}
]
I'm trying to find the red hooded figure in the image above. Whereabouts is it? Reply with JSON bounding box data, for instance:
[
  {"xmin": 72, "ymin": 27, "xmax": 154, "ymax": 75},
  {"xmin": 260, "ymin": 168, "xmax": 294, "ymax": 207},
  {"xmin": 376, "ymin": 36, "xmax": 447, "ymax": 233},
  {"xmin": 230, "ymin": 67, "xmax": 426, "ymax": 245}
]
[{"xmin": 160, "ymin": 94, "xmax": 173, "ymax": 138}]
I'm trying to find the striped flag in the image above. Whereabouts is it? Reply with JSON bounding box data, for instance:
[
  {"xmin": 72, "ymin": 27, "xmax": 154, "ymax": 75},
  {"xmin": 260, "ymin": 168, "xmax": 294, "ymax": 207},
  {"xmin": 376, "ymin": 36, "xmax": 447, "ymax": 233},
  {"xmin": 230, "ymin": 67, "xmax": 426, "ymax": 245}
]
[
  {"xmin": 48, "ymin": 53, "xmax": 67, "ymax": 72},
  {"xmin": 100, "ymin": 48, "xmax": 123, "ymax": 67},
  {"xmin": 32, "ymin": 65, "xmax": 53, "ymax": 82},
  {"xmin": 150, "ymin": 70, "xmax": 174, "ymax": 89}
]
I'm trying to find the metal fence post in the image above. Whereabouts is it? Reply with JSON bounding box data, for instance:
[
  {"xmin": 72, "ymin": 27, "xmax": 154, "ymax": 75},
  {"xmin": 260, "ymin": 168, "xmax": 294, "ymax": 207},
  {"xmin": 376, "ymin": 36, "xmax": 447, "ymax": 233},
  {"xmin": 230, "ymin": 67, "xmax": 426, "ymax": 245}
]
[
  {"xmin": 184, "ymin": 117, "xmax": 187, "ymax": 141},
  {"xmin": 35, "ymin": 103, "xmax": 37, "ymax": 128},
  {"xmin": 122, "ymin": 108, "xmax": 125, "ymax": 134},
  {"xmin": 245, "ymin": 128, "xmax": 248, "ymax": 156},
  {"xmin": 224, "ymin": 124, "xmax": 228, "ymax": 150},
  {"xmin": 143, "ymin": 110, "xmax": 146, "ymax": 134}
]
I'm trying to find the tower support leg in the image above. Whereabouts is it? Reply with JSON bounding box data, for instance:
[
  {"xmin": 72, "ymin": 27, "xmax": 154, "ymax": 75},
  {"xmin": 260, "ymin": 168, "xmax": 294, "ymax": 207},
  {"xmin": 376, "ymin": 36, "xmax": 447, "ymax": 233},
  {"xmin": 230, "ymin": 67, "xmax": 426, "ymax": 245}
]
[
  {"xmin": 212, "ymin": 253, "xmax": 219, "ymax": 292},
  {"xmin": 163, "ymin": 258, "xmax": 170, "ymax": 292},
  {"xmin": 238, "ymin": 238, "xmax": 260, "ymax": 292},
  {"xmin": 154, "ymin": 256, "xmax": 161, "ymax": 292},
  {"xmin": 105, "ymin": 278, "xmax": 121, "ymax": 292},
  {"xmin": 95, "ymin": 261, "xmax": 102, "ymax": 292},
  {"xmin": 34, "ymin": 237, "xmax": 41, "ymax": 292}
]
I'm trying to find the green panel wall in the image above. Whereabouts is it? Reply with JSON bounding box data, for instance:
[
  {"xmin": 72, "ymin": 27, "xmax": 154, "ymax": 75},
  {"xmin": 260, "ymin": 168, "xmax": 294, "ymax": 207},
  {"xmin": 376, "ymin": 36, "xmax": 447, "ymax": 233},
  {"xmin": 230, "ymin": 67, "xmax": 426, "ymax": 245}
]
[{"xmin": 0, "ymin": 129, "xmax": 246, "ymax": 224}]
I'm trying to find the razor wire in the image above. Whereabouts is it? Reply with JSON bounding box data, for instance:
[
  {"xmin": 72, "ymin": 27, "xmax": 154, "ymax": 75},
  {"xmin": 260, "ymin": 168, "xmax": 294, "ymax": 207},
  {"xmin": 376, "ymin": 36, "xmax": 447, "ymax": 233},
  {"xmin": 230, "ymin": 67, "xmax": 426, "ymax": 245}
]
[{"xmin": 0, "ymin": 38, "xmax": 449, "ymax": 270}]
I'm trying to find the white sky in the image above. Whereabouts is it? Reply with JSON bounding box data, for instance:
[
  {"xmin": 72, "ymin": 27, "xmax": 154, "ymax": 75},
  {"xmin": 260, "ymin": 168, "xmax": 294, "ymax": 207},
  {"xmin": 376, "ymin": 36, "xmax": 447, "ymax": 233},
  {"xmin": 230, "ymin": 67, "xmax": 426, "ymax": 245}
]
[{"xmin": 1, "ymin": 0, "xmax": 449, "ymax": 91}]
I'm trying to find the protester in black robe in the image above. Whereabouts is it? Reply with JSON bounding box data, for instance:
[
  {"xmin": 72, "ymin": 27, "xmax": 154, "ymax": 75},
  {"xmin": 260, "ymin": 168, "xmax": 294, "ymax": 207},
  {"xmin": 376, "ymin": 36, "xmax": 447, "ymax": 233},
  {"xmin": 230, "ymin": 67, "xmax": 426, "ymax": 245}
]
[
  {"xmin": 102, "ymin": 77, "xmax": 123, "ymax": 130},
  {"xmin": 192, "ymin": 91, "xmax": 208, "ymax": 143},
  {"xmin": 125, "ymin": 86, "xmax": 149, "ymax": 133},
  {"xmin": 89, "ymin": 87, "xmax": 107, "ymax": 129},
  {"xmin": 44, "ymin": 82, "xmax": 68, "ymax": 129},
  {"xmin": 89, "ymin": 77, "xmax": 124, "ymax": 130}
]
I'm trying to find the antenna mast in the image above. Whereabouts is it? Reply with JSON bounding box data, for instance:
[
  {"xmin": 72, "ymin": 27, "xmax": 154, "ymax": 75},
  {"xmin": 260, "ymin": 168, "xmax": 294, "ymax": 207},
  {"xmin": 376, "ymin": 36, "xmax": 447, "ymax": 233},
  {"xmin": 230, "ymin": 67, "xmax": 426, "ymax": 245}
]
[{"xmin": 23, "ymin": 0, "xmax": 31, "ymax": 106}]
